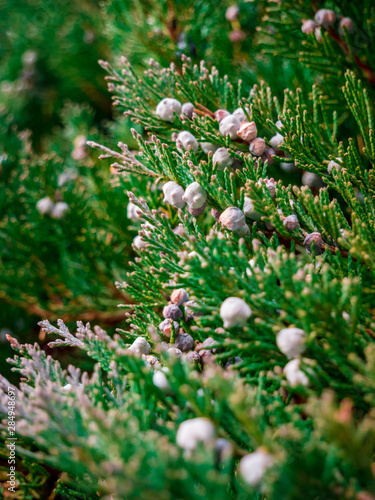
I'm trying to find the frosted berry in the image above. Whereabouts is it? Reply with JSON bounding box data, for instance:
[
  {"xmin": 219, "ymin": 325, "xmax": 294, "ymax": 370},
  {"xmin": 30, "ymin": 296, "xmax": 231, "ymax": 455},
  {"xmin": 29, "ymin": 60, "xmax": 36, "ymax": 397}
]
[
  {"xmin": 315, "ymin": 9, "xmax": 336, "ymax": 28},
  {"xmin": 265, "ymin": 178, "xmax": 276, "ymax": 197},
  {"xmin": 182, "ymin": 182, "xmax": 207, "ymax": 209},
  {"xmin": 225, "ymin": 5, "xmax": 239, "ymax": 21},
  {"xmin": 219, "ymin": 115, "xmax": 241, "ymax": 139},
  {"xmin": 339, "ymin": 17, "xmax": 354, "ymax": 36},
  {"xmin": 269, "ymin": 132, "xmax": 283, "ymax": 148},
  {"xmin": 220, "ymin": 297, "xmax": 251, "ymax": 328},
  {"xmin": 239, "ymin": 448, "xmax": 273, "ymax": 486},
  {"xmin": 237, "ymin": 121, "xmax": 257, "ymax": 143},
  {"xmin": 276, "ymin": 327, "xmax": 306, "ymax": 358},
  {"xmin": 143, "ymin": 354, "xmax": 161, "ymax": 369},
  {"xmin": 283, "ymin": 214, "xmax": 299, "ymax": 231},
  {"xmin": 195, "ymin": 338, "xmax": 216, "ymax": 365},
  {"xmin": 200, "ymin": 142, "xmax": 219, "ymax": 154},
  {"xmin": 128, "ymin": 337, "xmax": 151, "ymax": 356},
  {"xmin": 302, "ymin": 172, "xmax": 325, "ymax": 188},
  {"xmin": 232, "ymin": 107, "xmax": 247, "ymax": 122},
  {"xmin": 181, "ymin": 102, "xmax": 195, "ymax": 119},
  {"xmin": 168, "ymin": 347, "xmax": 182, "ymax": 358},
  {"xmin": 159, "ymin": 319, "xmax": 179, "ymax": 337},
  {"xmin": 183, "ymin": 351, "xmax": 202, "ymax": 364},
  {"xmin": 215, "ymin": 109, "xmax": 230, "ymax": 122},
  {"xmin": 36, "ymin": 196, "xmax": 54, "ymax": 215},
  {"xmin": 171, "ymin": 288, "xmax": 189, "ymax": 305},
  {"xmin": 133, "ymin": 235, "xmax": 147, "ymax": 250},
  {"xmin": 211, "ymin": 208, "xmax": 222, "ymax": 221},
  {"xmin": 163, "ymin": 304, "xmax": 183, "ymax": 320},
  {"xmin": 212, "ymin": 147, "xmax": 233, "ymax": 171},
  {"xmin": 301, "ymin": 20, "xmax": 318, "ymax": 34},
  {"xmin": 156, "ymin": 98, "xmax": 181, "ymax": 121},
  {"xmin": 176, "ymin": 418, "xmax": 215, "ymax": 452},
  {"xmin": 303, "ymin": 232, "xmax": 324, "ymax": 255},
  {"xmin": 188, "ymin": 202, "xmax": 207, "ymax": 216},
  {"xmin": 153, "ymin": 368, "xmax": 171, "ymax": 392},
  {"xmin": 283, "ymin": 358, "xmax": 309, "ymax": 386},
  {"xmin": 219, "ymin": 207, "xmax": 246, "ymax": 231},
  {"xmin": 177, "ymin": 131, "xmax": 199, "ymax": 153},
  {"xmin": 249, "ymin": 138, "xmax": 266, "ymax": 157},
  {"xmin": 236, "ymin": 223, "xmax": 250, "ymax": 237},
  {"xmin": 229, "ymin": 30, "xmax": 246, "ymax": 43},
  {"xmin": 127, "ymin": 202, "xmax": 142, "ymax": 221},
  {"xmin": 201, "ymin": 337, "xmax": 216, "ymax": 351},
  {"xmin": 184, "ymin": 300, "xmax": 202, "ymax": 320},
  {"xmin": 243, "ymin": 197, "xmax": 261, "ymax": 221},
  {"xmin": 262, "ymin": 147, "xmax": 276, "ymax": 165},
  {"xmin": 51, "ymin": 202, "xmax": 69, "ymax": 219},
  {"xmin": 163, "ymin": 181, "xmax": 186, "ymax": 209},
  {"xmin": 327, "ymin": 157, "xmax": 342, "ymax": 174},
  {"xmin": 174, "ymin": 333, "xmax": 195, "ymax": 352},
  {"xmin": 280, "ymin": 161, "xmax": 297, "ymax": 173}
]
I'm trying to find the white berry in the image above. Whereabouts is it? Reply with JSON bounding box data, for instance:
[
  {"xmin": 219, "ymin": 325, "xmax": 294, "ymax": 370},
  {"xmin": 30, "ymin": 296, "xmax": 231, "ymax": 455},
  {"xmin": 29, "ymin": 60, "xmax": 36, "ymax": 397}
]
[
  {"xmin": 232, "ymin": 107, "xmax": 247, "ymax": 122},
  {"xmin": 237, "ymin": 121, "xmax": 257, "ymax": 142},
  {"xmin": 315, "ymin": 9, "xmax": 336, "ymax": 28},
  {"xmin": 200, "ymin": 142, "xmax": 219, "ymax": 154},
  {"xmin": 176, "ymin": 418, "xmax": 215, "ymax": 452},
  {"xmin": 219, "ymin": 115, "xmax": 241, "ymax": 139},
  {"xmin": 153, "ymin": 368, "xmax": 171, "ymax": 392},
  {"xmin": 163, "ymin": 181, "xmax": 186, "ymax": 209},
  {"xmin": 128, "ymin": 337, "xmax": 151, "ymax": 356},
  {"xmin": 249, "ymin": 138, "xmax": 266, "ymax": 157},
  {"xmin": 212, "ymin": 147, "xmax": 233, "ymax": 171},
  {"xmin": 133, "ymin": 235, "xmax": 147, "ymax": 250},
  {"xmin": 182, "ymin": 182, "xmax": 207, "ymax": 209},
  {"xmin": 269, "ymin": 133, "xmax": 283, "ymax": 149},
  {"xmin": 236, "ymin": 223, "xmax": 250, "ymax": 237},
  {"xmin": 239, "ymin": 448, "xmax": 273, "ymax": 486},
  {"xmin": 127, "ymin": 202, "xmax": 142, "ymax": 221},
  {"xmin": 283, "ymin": 214, "xmax": 299, "ymax": 231},
  {"xmin": 283, "ymin": 358, "xmax": 309, "ymax": 386},
  {"xmin": 51, "ymin": 202, "xmax": 69, "ymax": 219},
  {"xmin": 243, "ymin": 197, "xmax": 261, "ymax": 221},
  {"xmin": 276, "ymin": 327, "xmax": 306, "ymax": 358},
  {"xmin": 220, "ymin": 297, "xmax": 251, "ymax": 328},
  {"xmin": 36, "ymin": 196, "xmax": 54, "ymax": 215},
  {"xmin": 219, "ymin": 207, "xmax": 246, "ymax": 231},
  {"xmin": 177, "ymin": 131, "xmax": 199, "ymax": 153},
  {"xmin": 327, "ymin": 157, "xmax": 342, "ymax": 174},
  {"xmin": 156, "ymin": 98, "xmax": 181, "ymax": 121}
]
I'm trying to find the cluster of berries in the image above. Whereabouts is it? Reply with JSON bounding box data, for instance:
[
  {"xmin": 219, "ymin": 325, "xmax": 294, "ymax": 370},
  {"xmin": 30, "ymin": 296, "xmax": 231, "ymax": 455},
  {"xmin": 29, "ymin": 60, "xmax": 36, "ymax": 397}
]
[
  {"xmin": 36, "ymin": 196, "xmax": 69, "ymax": 219},
  {"xmin": 302, "ymin": 9, "xmax": 354, "ymax": 40}
]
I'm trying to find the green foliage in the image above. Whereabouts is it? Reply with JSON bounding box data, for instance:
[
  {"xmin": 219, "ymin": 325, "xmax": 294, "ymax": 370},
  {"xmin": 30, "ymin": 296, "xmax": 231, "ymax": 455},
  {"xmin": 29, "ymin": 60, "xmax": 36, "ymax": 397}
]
[
  {"xmin": 261, "ymin": 0, "xmax": 375, "ymax": 109},
  {"xmin": 0, "ymin": 103, "xmax": 131, "ymax": 324},
  {"xmin": 0, "ymin": 0, "xmax": 111, "ymax": 143}
]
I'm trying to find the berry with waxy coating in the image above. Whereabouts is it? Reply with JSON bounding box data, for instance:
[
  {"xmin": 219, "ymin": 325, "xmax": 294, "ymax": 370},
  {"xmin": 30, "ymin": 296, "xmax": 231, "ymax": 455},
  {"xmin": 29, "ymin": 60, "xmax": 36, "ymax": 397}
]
[
  {"xmin": 182, "ymin": 182, "xmax": 207, "ymax": 209},
  {"xmin": 219, "ymin": 207, "xmax": 246, "ymax": 231},
  {"xmin": 237, "ymin": 121, "xmax": 257, "ymax": 142},
  {"xmin": 220, "ymin": 297, "xmax": 251, "ymax": 328},
  {"xmin": 219, "ymin": 115, "xmax": 241, "ymax": 139},
  {"xmin": 181, "ymin": 102, "xmax": 194, "ymax": 119},
  {"xmin": 170, "ymin": 288, "xmax": 189, "ymax": 306},
  {"xmin": 163, "ymin": 181, "xmax": 186, "ymax": 209},
  {"xmin": 163, "ymin": 304, "xmax": 183, "ymax": 320},
  {"xmin": 277, "ymin": 327, "xmax": 306, "ymax": 358},
  {"xmin": 212, "ymin": 147, "xmax": 233, "ymax": 170},
  {"xmin": 156, "ymin": 98, "xmax": 181, "ymax": 121}
]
